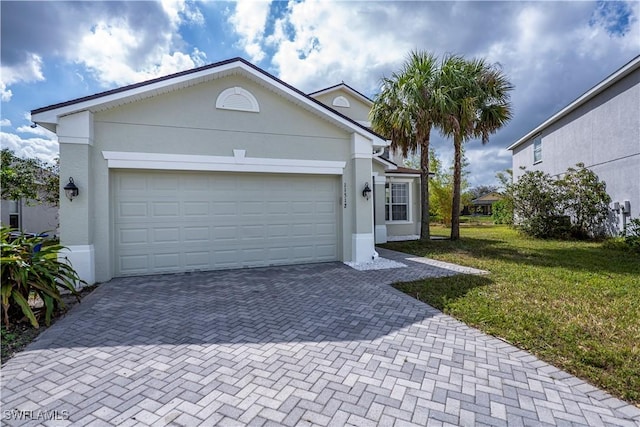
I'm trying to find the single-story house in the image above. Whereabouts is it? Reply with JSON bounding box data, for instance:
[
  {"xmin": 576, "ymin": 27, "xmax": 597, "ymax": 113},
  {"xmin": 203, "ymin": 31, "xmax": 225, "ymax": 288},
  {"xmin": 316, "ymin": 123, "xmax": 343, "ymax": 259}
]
[
  {"xmin": 32, "ymin": 58, "xmax": 421, "ymax": 285},
  {"xmin": 508, "ymin": 55, "xmax": 639, "ymax": 234},
  {"xmin": 471, "ymin": 192, "xmax": 503, "ymax": 216}
]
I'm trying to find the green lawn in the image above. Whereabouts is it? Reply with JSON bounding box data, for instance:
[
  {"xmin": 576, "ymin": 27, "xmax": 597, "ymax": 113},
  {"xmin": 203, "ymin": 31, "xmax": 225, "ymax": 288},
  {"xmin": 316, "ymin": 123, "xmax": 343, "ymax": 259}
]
[{"xmin": 382, "ymin": 225, "xmax": 640, "ymax": 405}]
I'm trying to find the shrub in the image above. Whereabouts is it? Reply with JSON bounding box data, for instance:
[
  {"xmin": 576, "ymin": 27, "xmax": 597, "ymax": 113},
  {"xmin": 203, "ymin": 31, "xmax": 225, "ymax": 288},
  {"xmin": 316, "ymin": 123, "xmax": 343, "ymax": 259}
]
[
  {"xmin": 492, "ymin": 199, "xmax": 513, "ymax": 225},
  {"xmin": 557, "ymin": 163, "xmax": 611, "ymax": 238},
  {"xmin": 625, "ymin": 218, "xmax": 640, "ymax": 253},
  {"xmin": 512, "ymin": 164, "xmax": 611, "ymax": 239},
  {"xmin": 1, "ymin": 227, "xmax": 82, "ymax": 328}
]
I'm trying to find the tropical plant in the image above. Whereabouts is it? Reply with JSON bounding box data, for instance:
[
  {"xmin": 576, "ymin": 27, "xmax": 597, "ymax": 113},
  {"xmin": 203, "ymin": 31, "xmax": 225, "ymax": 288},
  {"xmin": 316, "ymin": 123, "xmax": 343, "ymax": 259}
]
[
  {"xmin": 438, "ymin": 56, "xmax": 514, "ymax": 240},
  {"xmin": 370, "ymin": 51, "xmax": 444, "ymax": 240},
  {"xmin": 429, "ymin": 149, "xmax": 471, "ymax": 226},
  {"xmin": 1, "ymin": 227, "xmax": 81, "ymax": 328}
]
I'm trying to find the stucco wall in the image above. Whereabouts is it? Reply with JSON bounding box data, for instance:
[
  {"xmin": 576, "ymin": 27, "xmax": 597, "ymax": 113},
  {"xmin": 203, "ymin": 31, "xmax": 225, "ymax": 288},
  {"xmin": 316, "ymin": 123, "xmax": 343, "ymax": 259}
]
[
  {"xmin": 0, "ymin": 199, "xmax": 58, "ymax": 234},
  {"xmin": 312, "ymin": 89, "xmax": 372, "ymax": 124},
  {"xmin": 385, "ymin": 176, "xmax": 421, "ymax": 238},
  {"xmin": 512, "ymin": 67, "xmax": 640, "ymax": 233},
  {"xmin": 59, "ymin": 73, "xmax": 376, "ymax": 282}
]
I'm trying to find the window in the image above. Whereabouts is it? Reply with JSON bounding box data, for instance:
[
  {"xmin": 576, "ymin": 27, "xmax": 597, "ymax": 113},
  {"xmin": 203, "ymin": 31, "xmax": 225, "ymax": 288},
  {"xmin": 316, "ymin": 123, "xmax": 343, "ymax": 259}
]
[
  {"xmin": 533, "ymin": 135, "xmax": 542, "ymax": 163},
  {"xmin": 385, "ymin": 182, "xmax": 409, "ymax": 221},
  {"xmin": 8, "ymin": 200, "xmax": 19, "ymax": 229}
]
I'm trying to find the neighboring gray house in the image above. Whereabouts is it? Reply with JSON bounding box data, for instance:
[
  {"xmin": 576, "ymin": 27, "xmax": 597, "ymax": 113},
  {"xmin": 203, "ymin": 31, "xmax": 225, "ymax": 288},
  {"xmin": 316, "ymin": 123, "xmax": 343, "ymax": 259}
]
[
  {"xmin": 31, "ymin": 58, "xmax": 419, "ymax": 285},
  {"xmin": 0, "ymin": 199, "xmax": 58, "ymax": 235},
  {"xmin": 508, "ymin": 55, "xmax": 640, "ymax": 234}
]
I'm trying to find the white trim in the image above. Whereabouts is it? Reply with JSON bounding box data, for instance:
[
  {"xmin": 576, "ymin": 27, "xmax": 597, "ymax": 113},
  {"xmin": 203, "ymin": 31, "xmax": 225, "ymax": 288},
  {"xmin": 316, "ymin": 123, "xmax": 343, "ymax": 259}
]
[
  {"xmin": 216, "ymin": 86, "xmax": 260, "ymax": 112},
  {"xmin": 32, "ymin": 60, "xmax": 386, "ymax": 146},
  {"xmin": 374, "ymin": 225, "xmax": 387, "ymax": 244},
  {"xmin": 385, "ymin": 178, "xmax": 413, "ymax": 223},
  {"xmin": 102, "ymin": 151, "xmax": 346, "ymax": 175},
  {"xmin": 357, "ymin": 120, "xmax": 372, "ymax": 127},
  {"xmin": 351, "ymin": 232, "xmax": 376, "ymax": 264},
  {"xmin": 59, "ymin": 244, "xmax": 95, "ymax": 286},
  {"xmin": 386, "ymin": 235, "xmax": 419, "ymax": 242},
  {"xmin": 351, "ymin": 133, "xmax": 373, "ymax": 159},
  {"xmin": 309, "ymin": 84, "xmax": 374, "ymax": 107},
  {"xmin": 508, "ymin": 55, "xmax": 640, "ymax": 151},
  {"xmin": 374, "ymin": 156, "xmax": 397, "ymax": 169}
]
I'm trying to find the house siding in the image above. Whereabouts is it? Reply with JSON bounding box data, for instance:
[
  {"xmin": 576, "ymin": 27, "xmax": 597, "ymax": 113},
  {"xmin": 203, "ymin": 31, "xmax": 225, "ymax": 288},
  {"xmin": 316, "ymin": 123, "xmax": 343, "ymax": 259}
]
[
  {"xmin": 512, "ymin": 65, "xmax": 640, "ymax": 233},
  {"xmin": 312, "ymin": 90, "xmax": 372, "ymax": 124}
]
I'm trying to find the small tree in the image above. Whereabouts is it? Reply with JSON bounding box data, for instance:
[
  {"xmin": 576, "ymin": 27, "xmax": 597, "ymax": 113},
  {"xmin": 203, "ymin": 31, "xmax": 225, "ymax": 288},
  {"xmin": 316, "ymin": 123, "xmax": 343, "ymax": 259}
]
[
  {"xmin": 512, "ymin": 164, "xmax": 612, "ymax": 239},
  {"xmin": 0, "ymin": 149, "xmax": 59, "ymax": 207},
  {"xmin": 492, "ymin": 169, "xmax": 514, "ymax": 225},
  {"xmin": 512, "ymin": 170, "xmax": 566, "ymax": 238},
  {"xmin": 557, "ymin": 163, "xmax": 611, "ymax": 238}
]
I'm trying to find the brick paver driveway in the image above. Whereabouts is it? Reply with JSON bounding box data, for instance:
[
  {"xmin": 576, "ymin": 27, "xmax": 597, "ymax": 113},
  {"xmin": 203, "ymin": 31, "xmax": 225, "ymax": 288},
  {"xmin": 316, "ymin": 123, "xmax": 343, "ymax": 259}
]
[{"xmin": 2, "ymin": 249, "xmax": 639, "ymax": 426}]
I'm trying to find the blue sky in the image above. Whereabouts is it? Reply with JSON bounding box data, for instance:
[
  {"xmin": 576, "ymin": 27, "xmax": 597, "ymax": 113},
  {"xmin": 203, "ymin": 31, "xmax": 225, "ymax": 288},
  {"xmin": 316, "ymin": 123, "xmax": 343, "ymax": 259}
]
[{"xmin": 1, "ymin": 1, "xmax": 638, "ymax": 186}]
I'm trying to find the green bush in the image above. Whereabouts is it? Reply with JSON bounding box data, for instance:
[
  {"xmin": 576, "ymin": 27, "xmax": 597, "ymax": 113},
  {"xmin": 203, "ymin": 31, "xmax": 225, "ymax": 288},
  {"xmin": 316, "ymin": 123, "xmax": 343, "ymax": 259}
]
[
  {"xmin": 492, "ymin": 199, "xmax": 513, "ymax": 225},
  {"xmin": 512, "ymin": 164, "xmax": 610, "ymax": 239},
  {"xmin": 625, "ymin": 218, "xmax": 640, "ymax": 253},
  {"xmin": 1, "ymin": 227, "xmax": 82, "ymax": 328}
]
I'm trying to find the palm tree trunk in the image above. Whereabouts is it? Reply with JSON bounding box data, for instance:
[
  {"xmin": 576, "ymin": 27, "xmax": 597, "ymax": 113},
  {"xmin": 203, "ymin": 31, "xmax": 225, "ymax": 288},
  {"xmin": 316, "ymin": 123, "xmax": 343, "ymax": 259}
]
[
  {"xmin": 419, "ymin": 133, "xmax": 431, "ymax": 241},
  {"xmin": 451, "ymin": 135, "xmax": 462, "ymax": 240}
]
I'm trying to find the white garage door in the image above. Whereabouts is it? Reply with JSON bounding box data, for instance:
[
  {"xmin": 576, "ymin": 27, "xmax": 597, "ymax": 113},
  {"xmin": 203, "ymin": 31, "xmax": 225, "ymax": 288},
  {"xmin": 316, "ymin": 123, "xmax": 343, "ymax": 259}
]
[{"xmin": 113, "ymin": 170, "xmax": 340, "ymax": 276}]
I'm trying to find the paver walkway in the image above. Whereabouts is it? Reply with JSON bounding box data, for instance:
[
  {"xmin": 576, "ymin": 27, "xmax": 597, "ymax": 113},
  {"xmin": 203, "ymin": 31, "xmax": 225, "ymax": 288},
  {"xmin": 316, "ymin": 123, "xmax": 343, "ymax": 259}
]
[{"xmin": 2, "ymin": 248, "xmax": 639, "ymax": 426}]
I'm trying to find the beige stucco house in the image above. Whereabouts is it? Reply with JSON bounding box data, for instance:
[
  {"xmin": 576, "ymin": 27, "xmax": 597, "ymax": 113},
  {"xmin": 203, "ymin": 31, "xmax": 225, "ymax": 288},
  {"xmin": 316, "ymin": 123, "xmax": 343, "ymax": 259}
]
[{"xmin": 32, "ymin": 58, "xmax": 420, "ymax": 285}]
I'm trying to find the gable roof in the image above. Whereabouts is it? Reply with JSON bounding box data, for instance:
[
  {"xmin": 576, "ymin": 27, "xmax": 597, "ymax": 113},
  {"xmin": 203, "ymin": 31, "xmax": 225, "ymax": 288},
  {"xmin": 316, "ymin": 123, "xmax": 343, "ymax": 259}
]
[
  {"xmin": 508, "ymin": 55, "xmax": 640, "ymax": 151},
  {"xmin": 308, "ymin": 82, "xmax": 374, "ymax": 107},
  {"xmin": 31, "ymin": 58, "xmax": 387, "ymax": 146},
  {"xmin": 472, "ymin": 192, "xmax": 502, "ymax": 205}
]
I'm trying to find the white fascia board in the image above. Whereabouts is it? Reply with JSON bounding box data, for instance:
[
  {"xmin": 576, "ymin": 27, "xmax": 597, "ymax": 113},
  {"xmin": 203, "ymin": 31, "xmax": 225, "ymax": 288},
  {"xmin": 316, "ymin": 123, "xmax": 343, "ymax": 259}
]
[
  {"xmin": 508, "ymin": 55, "xmax": 640, "ymax": 151},
  {"xmin": 373, "ymin": 156, "xmax": 397, "ymax": 169},
  {"xmin": 32, "ymin": 63, "xmax": 241, "ymax": 125},
  {"xmin": 33, "ymin": 61, "xmax": 386, "ymax": 146},
  {"xmin": 310, "ymin": 84, "xmax": 374, "ymax": 107},
  {"xmin": 102, "ymin": 151, "xmax": 346, "ymax": 175}
]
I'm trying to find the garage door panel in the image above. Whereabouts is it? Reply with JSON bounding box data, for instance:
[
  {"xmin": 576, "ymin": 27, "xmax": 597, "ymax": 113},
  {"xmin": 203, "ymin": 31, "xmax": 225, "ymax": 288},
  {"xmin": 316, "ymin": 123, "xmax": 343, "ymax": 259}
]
[
  {"xmin": 114, "ymin": 171, "xmax": 339, "ymax": 276},
  {"xmin": 183, "ymin": 202, "xmax": 210, "ymax": 216}
]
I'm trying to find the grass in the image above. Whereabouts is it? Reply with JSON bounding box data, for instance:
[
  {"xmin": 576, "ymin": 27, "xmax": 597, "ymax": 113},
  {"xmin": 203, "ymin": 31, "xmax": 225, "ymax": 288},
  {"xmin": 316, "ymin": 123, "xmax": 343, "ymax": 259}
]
[{"xmin": 383, "ymin": 224, "xmax": 640, "ymax": 405}]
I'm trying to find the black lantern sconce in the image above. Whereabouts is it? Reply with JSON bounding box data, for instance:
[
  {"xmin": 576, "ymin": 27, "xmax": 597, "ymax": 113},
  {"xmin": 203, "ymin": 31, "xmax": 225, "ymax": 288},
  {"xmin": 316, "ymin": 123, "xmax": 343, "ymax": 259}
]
[
  {"xmin": 64, "ymin": 177, "xmax": 79, "ymax": 201},
  {"xmin": 362, "ymin": 182, "xmax": 372, "ymax": 200}
]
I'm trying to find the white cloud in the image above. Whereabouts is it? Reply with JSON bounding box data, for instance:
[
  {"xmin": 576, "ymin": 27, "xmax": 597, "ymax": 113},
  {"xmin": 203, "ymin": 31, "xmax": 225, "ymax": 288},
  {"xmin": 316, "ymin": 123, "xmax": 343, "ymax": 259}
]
[
  {"xmin": 228, "ymin": 0, "xmax": 272, "ymax": 62},
  {"xmin": 0, "ymin": 131, "xmax": 58, "ymax": 163},
  {"xmin": 0, "ymin": 119, "xmax": 11, "ymax": 127},
  {"xmin": 0, "ymin": 53, "xmax": 44, "ymax": 101},
  {"xmin": 72, "ymin": 20, "xmax": 207, "ymax": 87},
  {"xmin": 267, "ymin": 1, "xmax": 413, "ymax": 93},
  {"xmin": 16, "ymin": 124, "xmax": 57, "ymax": 139}
]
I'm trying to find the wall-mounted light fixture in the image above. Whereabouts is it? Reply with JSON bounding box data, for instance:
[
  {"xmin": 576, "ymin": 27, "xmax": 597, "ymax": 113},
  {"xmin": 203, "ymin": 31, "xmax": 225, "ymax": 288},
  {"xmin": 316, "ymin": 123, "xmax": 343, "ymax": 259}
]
[
  {"xmin": 362, "ymin": 182, "xmax": 372, "ymax": 200},
  {"xmin": 64, "ymin": 177, "xmax": 79, "ymax": 201}
]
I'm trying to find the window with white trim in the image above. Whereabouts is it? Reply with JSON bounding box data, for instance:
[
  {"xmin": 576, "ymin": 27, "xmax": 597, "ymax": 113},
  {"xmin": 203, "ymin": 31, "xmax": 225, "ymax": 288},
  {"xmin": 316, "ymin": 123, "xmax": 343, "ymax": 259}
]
[
  {"xmin": 533, "ymin": 135, "xmax": 542, "ymax": 163},
  {"xmin": 385, "ymin": 181, "xmax": 409, "ymax": 221}
]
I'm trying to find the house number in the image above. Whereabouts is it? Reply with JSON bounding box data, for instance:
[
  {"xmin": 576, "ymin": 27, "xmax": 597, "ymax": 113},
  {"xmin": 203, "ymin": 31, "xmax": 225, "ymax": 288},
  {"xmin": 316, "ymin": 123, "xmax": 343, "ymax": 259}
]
[{"xmin": 343, "ymin": 183, "xmax": 347, "ymax": 208}]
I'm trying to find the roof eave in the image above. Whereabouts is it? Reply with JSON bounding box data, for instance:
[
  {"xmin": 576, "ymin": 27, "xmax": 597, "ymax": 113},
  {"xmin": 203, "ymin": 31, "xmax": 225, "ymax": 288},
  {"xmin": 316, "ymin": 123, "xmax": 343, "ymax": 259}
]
[
  {"xmin": 507, "ymin": 55, "xmax": 640, "ymax": 151},
  {"xmin": 31, "ymin": 58, "xmax": 386, "ymax": 145}
]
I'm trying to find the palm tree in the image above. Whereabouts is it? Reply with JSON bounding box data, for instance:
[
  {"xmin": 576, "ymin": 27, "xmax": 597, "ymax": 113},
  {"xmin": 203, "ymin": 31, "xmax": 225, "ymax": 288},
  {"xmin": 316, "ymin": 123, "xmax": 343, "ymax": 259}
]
[
  {"xmin": 439, "ymin": 56, "xmax": 514, "ymax": 240},
  {"xmin": 370, "ymin": 51, "xmax": 443, "ymax": 240}
]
